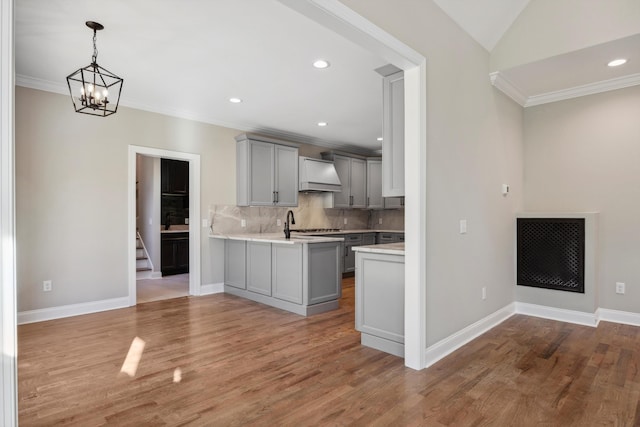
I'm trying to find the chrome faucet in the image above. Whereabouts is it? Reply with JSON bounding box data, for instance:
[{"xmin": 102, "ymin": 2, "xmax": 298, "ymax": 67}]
[{"xmin": 284, "ymin": 210, "xmax": 295, "ymax": 239}]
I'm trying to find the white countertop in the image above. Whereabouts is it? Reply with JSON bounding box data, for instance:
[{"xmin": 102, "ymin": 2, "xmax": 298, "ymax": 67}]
[
  {"xmin": 294, "ymin": 229, "xmax": 403, "ymax": 235},
  {"xmin": 209, "ymin": 232, "xmax": 345, "ymax": 245},
  {"xmin": 352, "ymin": 242, "xmax": 405, "ymax": 255}
]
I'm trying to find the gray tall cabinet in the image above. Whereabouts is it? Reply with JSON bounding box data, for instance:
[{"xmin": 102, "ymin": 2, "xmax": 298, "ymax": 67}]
[
  {"xmin": 382, "ymin": 71, "xmax": 405, "ymax": 197},
  {"xmin": 236, "ymin": 133, "xmax": 299, "ymax": 207}
]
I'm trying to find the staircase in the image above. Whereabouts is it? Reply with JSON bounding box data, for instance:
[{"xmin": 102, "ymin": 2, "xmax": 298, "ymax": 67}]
[{"xmin": 136, "ymin": 232, "xmax": 154, "ymax": 279}]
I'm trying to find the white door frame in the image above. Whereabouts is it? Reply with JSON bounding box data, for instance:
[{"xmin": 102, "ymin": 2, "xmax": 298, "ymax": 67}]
[
  {"xmin": 278, "ymin": 0, "xmax": 428, "ymax": 369},
  {"xmin": 1, "ymin": 0, "xmax": 18, "ymax": 422},
  {"xmin": 128, "ymin": 145, "xmax": 202, "ymax": 305}
]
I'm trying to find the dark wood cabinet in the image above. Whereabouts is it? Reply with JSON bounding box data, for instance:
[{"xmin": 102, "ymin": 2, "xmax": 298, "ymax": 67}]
[
  {"xmin": 161, "ymin": 159, "xmax": 189, "ymax": 194},
  {"xmin": 161, "ymin": 232, "xmax": 189, "ymax": 276}
]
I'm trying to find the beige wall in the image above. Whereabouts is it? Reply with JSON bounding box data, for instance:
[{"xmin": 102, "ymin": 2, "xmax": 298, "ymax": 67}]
[
  {"xmin": 341, "ymin": 0, "xmax": 525, "ymax": 345},
  {"xmin": 491, "ymin": 0, "xmax": 640, "ymax": 71},
  {"xmin": 524, "ymin": 86, "xmax": 640, "ymax": 313},
  {"xmin": 16, "ymin": 86, "xmax": 237, "ymax": 311}
]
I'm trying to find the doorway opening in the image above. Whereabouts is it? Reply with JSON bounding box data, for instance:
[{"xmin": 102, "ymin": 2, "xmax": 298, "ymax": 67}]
[{"xmin": 128, "ymin": 145, "xmax": 202, "ymax": 306}]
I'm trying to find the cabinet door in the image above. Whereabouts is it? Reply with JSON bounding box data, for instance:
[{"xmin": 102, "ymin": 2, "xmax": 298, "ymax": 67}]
[
  {"xmin": 274, "ymin": 145, "xmax": 298, "ymax": 207},
  {"xmin": 161, "ymin": 159, "xmax": 189, "ymax": 194},
  {"xmin": 384, "ymin": 197, "xmax": 404, "ymax": 209},
  {"xmin": 366, "ymin": 160, "xmax": 383, "ymax": 209},
  {"xmin": 225, "ymin": 240, "xmax": 246, "ymax": 289},
  {"xmin": 362, "ymin": 233, "xmax": 376, "ymax": 246},
  {"xmin": 307, "ymin": 242, "xmax": 342, "ymax": 305},
  {"xmin": 161, "ymin": 239, "xmax": 177, "ymax": 272},
  {"xmin": 350, "ymin": 158, "xmax": 367, "ymax": 208},
  {"xmin": 247, "ymin": 242, "xmax": 272, "ymax": 296},
  {"xmin": 175, "ymin": 238, "xmax": 190, "ymax": 271},
  {"xmin": 332, "ymin": 155, "xmax": 351, "ymax": 208},
  {"xmin": 248, "ymin": 141, "xmax": 275, "ymax": 206},
  {"xmin": 272, "ymin": 244, "xmax": 303, "ymax": 304},
  {"xmin": 382, "ymin": 72, "xmax": 405, "ymax": 197}
]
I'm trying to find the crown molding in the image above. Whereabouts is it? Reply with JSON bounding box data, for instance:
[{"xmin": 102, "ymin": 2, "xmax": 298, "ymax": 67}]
[
  {"xmin": 525, "ymin": 72, "xmax": 640, "ymax": 107},
  {"xmin": 489, "ymin": 71, "xmax": 526, "ymax": 106},
  {"xmin": 15, "ymin": 74, "xmax": 376, "ymax": 156},
  {"xmin": 490, "ymin": 71, "xmax": 640, "ymax": 108}
]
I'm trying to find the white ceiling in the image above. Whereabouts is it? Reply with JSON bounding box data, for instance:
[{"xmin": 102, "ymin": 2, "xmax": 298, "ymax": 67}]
[
  {"xmin": 15, "ymin": 0, "xmax": 388, "ymax": 153},
  {"xmin": 16, "ymin": 0, "xmax": 639, "ymax": 149}
]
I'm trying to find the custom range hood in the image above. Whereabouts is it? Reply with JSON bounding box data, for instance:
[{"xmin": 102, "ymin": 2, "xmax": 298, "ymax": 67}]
[{"xmin": 298, "ymin": 157, "xmax": 342, "ymax": 192}]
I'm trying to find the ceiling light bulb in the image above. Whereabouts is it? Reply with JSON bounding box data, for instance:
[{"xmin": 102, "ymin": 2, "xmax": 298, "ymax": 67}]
[
  {"xmin": 103, "ymin": 89, "xmax": 108, "ymax": 98},
  {"xmin": 608, "ymin": 58, "xmax": 627, "ymax": 67},
  {"xmin": 313, "ymin": 59, "xmax": 330, "ymax": 69},
  {"xmin": 317, "ymin": 122, "xmax": 328, "ymax": 127},
  {"xmin": 229, "ymin": 97, "xmax": 242, "ymax": 103}
]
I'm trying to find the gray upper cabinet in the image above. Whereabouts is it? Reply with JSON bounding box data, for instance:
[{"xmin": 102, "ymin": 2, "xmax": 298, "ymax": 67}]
[
  {"xmin": 236, "ymin": 134, "xmax": 299, "ymax": 207},
  {"xmin": 323, "ymin": 153, "xmax": 367, "ymax": 209},
  {"xmin": 382, "ymin": 71, "xmax": 405, "ymax": 197},
  {"xmin": 366, "ymin": 159, "xmax": 383, "ymax": 209}
]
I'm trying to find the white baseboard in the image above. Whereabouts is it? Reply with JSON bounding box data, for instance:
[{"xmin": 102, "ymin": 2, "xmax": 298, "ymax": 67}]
[
  {"xmin": 18, "ymin": 297, "xmax": 130, "ymax": 325},
  {"xmin": 424, "ymin": 303, "xmax": 515, "ymax": 368},
  {"xmin": 515, "ymin": 302, "xmax": 598, "ymax": 327},
  {"xmin": 200, "ymin": 282, "xmax": 224, "ymax": 295},
  {"xmin": 597, "ymin": 308, "xmax": 640, "ymax": 327}
]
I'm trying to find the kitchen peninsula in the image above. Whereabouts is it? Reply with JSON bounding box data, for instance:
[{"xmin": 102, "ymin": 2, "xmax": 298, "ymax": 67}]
[
  {"xmin": 210, "ymin": 233, "xmax": 343, "ymax": 316},
  {"xmin": 353, "ymin": 242, "xmax": 405, "ymax": 357}
]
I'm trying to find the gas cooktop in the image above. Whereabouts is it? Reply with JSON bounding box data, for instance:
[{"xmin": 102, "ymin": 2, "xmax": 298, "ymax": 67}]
[{"xmin": 291, "ymin": 228, "xmax": 342, "ymax": 233}]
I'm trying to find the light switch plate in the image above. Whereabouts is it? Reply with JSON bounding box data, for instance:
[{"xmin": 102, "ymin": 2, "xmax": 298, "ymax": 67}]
[
  {"xmin": 241, "ymin": 219, "xmax": 246, "ymax": 227},
  {"xmin": 459, "ymin": 219, "xmax": 467, "ymax": 234},
  {"xmin": 202, "ymin": 219, "xmax": 209, "ymax": 228}
]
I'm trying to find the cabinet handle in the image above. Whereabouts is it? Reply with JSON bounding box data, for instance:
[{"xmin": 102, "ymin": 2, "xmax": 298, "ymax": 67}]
[{"xmin": 272, "ymin": 191, "xmax": 276, "ymax": 203}]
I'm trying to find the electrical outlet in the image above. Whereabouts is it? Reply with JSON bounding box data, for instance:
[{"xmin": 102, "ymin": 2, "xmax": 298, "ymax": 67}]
[
  {"xmin": 202, "ymin": 218, "xmax": 209, "ymax": 228},
  {"xmin": 482, "ymin": 287, "xmax": 487, "ymax": 300},
  {"xmin": 344, "ymin": 218, "xmax": 348, "ymax": 225},
  {"xmin": 616, "ymin": 282, "xmax": 625, "ymax": 294},
  {"xmin": 241, "ymin": 219, "xmax": 246, "ymax": 228},
  {"xmin": 185, "ymin": 218, "xmax": 189, "ymax": 225},
  {"xmin": 43, "ymin": 280, "xmax": 52, "ymax": 292},
  {"xmin": 277, "ymin": 219, "xmax": 282, "ymax": 226},
  {"xmin": 459, "ymin": 219, "xmax": 467, "ymax": 234}
]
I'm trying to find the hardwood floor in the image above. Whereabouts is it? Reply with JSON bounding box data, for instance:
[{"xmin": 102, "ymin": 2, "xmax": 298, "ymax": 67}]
[{"xmin": 18, "ymin": 278, "xmax": 640, "ymax": 426}]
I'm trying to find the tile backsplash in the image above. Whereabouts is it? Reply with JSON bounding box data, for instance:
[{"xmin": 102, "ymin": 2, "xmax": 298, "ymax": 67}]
[{"xmin": 209, "ymin": 193, "xmax": 404, "ymax": 235}]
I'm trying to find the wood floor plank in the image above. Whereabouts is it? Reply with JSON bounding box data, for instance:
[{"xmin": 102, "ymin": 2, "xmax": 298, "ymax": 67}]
[{"xmin": 18, "ymin": 279, "xmax": 640, "ymax": 426}]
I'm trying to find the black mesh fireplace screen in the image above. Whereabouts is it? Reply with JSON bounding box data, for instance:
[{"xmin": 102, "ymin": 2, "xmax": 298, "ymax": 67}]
[{"xmin": 517, "ymin": 218, "xmax": 585, "ymax": 293}]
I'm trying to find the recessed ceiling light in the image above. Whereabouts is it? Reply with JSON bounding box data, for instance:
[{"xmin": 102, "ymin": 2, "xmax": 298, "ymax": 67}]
[
  {"xmin": 317, "ymin": 122, "xmax": 328, "ymax": 127},
  {"xmin": 229, "ymin": 97, "xmax": 242, "ymax": 103},
  {"xmin": 313, "ymin": 59, "xmax": 330, "ymax": 69},
  {"xmin": 377, "ymin": 137, "xmax": 383, "ymax": 141},
  {"xmin": 608, "ymin": 58, "xmax": 627, "ymax": 67}
]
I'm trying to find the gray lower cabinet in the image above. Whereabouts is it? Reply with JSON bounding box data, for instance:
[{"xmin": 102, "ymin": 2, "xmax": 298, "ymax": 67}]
[
  {"xmin": 362, "ymin": 233, "xmax": 376, "ymax": 246},
  {"xmin": 223, "ymin": 239, "xmax": 341, "ymax": 316},
  {"xmin": 224, "ymin": 239, "xmax": 246, "ymax": 289},
  {"xmin": 355, "ymin": 250, "xmax": 405, "ymax": 357},
  {"xmin": 247, "ymin": 241, "xmax": 272, "ymax": 295},
  {"xmin": 343, "ymin": 233, "xmax": 363, "ymax": 273},
  {"xmin": 377, "ymin": 232, "xmax": 404, "ymax": 244}
]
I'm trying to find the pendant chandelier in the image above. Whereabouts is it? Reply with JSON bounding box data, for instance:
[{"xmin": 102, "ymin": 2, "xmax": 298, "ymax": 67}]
[{"xmin": 66, "ymin": 21, "xmax": 123, "ymax": 117}]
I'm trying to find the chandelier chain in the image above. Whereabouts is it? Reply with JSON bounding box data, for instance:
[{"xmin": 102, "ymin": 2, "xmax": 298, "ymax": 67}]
[{"xmin": 92, "ymin": 30, "xmax": 98, "ymax": 64}]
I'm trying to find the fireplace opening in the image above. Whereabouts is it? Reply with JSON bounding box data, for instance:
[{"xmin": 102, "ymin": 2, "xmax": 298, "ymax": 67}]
[{"xmin": 517, "ymin": 218, "xmax": 585, "ymax": 294}]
